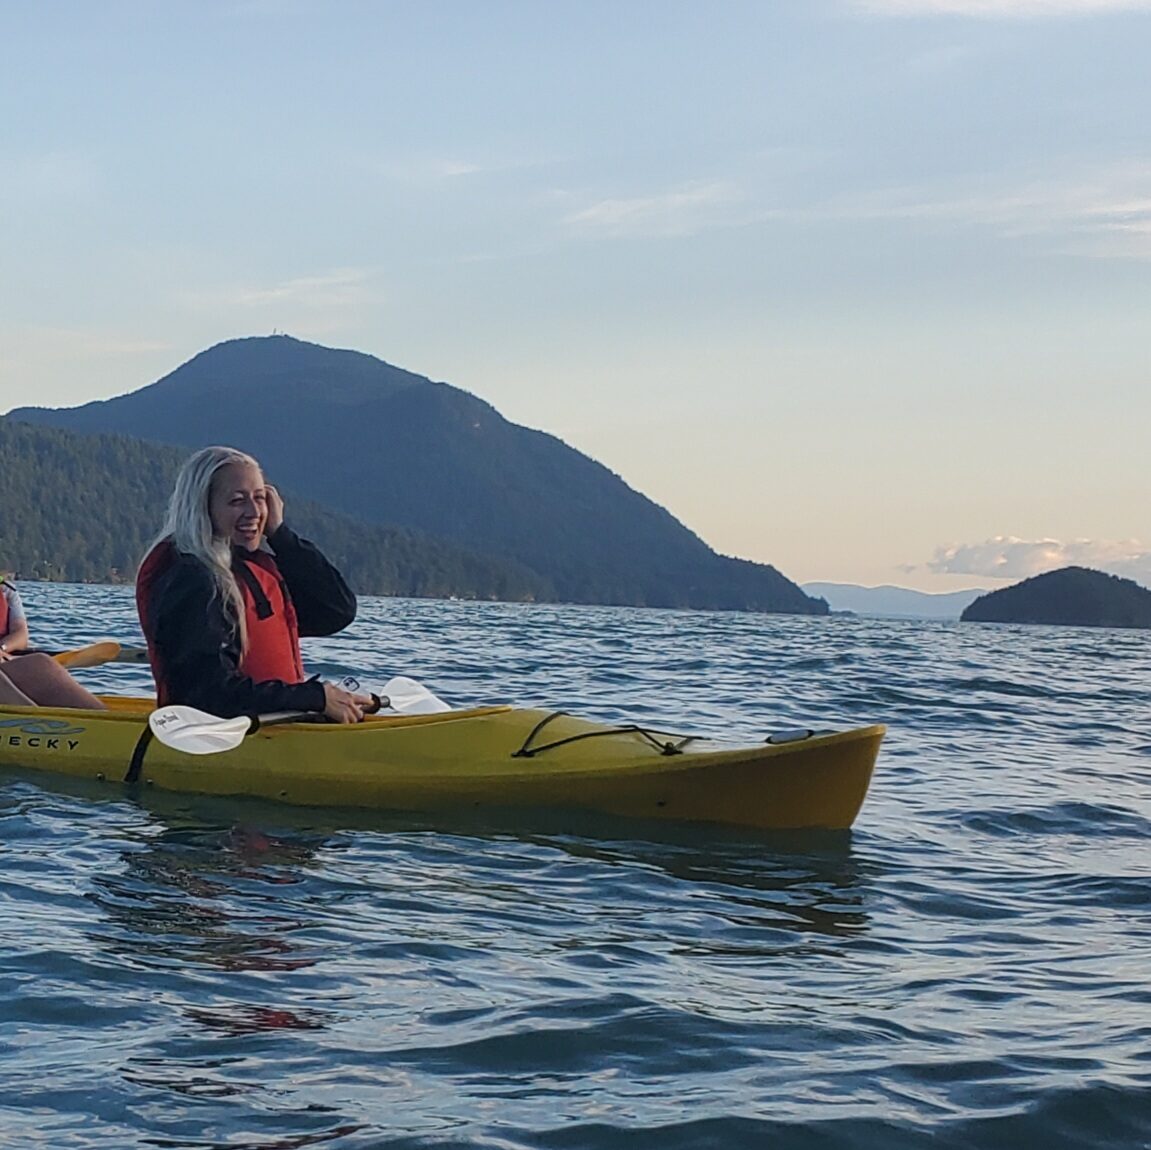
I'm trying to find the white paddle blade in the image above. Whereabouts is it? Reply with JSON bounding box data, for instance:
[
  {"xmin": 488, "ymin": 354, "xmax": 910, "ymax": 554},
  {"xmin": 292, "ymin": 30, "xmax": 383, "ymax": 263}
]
[
  {"xmin": 379, "ymin": 676, "xmax": 451, "ymax": 714},
  {"xmin": 149, "ymin": 705, "xmax": 253, "ymax": 755}
]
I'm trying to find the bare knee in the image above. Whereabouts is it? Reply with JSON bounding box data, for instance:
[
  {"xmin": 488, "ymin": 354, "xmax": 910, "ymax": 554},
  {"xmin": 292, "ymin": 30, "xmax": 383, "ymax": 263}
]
[{"xmin": 1, "ymin": 652, "xmax": 106, "ymax": 710}]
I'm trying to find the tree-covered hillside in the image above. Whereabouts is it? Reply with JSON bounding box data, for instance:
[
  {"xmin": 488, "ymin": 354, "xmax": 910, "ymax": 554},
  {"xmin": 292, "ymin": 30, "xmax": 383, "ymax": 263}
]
[
  {"xmin": 0, "ymin": 418, "xmax": 550, "ymax": 600},
  {"xmin": 961, "ymin": 566, "xmax": 1151, "ymax": 628},
  {"xmin": 10, "ymin": 335, "xmax": 827, "ymax": 614}
]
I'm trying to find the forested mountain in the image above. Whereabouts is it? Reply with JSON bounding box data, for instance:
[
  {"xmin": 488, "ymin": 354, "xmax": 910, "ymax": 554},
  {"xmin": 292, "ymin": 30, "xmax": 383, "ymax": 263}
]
[
  {"xmin": 9, "ymin": 335, "xmax": 826, "ymax": 613},
  {"xmin": 0, "ymin": 419, "xmax": 549, "ymax": 599},
  {"xmin": 961, "ymin": 567, "xmax": 1151, "ymax": 628}
]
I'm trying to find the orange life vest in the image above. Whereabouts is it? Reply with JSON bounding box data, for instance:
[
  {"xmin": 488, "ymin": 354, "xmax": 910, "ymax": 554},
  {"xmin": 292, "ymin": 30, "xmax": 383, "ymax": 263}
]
[
  {"xmin": 231, "ymin": 549, "xmax": 306, "ymax": 686},
  {"xmin": 136, "ymin": 541, "xmax": 304, "ymax": 704}
]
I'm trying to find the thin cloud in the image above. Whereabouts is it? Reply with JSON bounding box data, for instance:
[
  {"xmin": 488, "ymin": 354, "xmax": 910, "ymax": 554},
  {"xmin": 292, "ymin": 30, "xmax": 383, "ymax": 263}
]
[
  {"xmin": 563, "ymin": 181, "xmax": 748, "ymax": 239},
  {"xmin": 192, "ymin": 268, "xmax": 380, "ymax": 311},
  {"xmin": 436, "ymin": 160, "xmax": 482, "ymax": 178},
  {"xmin": 853, "ymin": 0, "xmax": 1151, "ymax": 17},
  {"xmin": 926, "ymin": 536, "xmax": 1151, "ymax": 586},
  {"xmin": 172, "ymin": 269, "xmax": 386, "ymax": 343},
  {"xmin": 800, "ymin": 165, "xmax": 1151, "ymax": 260},
  {"xmin": 369, "ymin": 151, "xmax": 567, "ymax": 185},
  {"xmin": 560, "ymin": 160, "xmax": 1151, "ymax": 257},
  {"xmin": 378, "ymin": 158, "xmax": 483, "ymax": 181}
]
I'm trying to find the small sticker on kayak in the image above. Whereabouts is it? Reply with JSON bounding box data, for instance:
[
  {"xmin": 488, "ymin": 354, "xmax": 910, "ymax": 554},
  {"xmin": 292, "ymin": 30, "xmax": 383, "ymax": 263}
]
[{"xmin": 766, "ymin": 729, "xmax": 814, "ymax": 745}]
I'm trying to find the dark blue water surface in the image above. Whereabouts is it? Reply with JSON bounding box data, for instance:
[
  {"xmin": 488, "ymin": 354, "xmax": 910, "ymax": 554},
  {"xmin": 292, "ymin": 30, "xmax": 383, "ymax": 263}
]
[{"xmin": 2, "ymin": 585, "xmax": 1150, "ymax": 1149}]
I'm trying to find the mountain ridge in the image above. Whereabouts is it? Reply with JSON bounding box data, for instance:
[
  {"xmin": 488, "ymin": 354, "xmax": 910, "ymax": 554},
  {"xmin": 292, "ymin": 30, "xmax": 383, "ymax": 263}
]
[{"xmin": 9, "ymin": 334, "xmax": 826, "ymax": 614}]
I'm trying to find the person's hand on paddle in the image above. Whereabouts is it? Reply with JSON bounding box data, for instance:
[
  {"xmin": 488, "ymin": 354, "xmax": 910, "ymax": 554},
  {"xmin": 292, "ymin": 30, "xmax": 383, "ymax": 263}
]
[
  {"xmin": 0, "ymin": 646, "xmax": 12, "ymax": 663},
  {"xmin": 322, "ymin": 681, "xmax": 372, "ymax": 724},
  {"xmin": 264, "ymin": 482, "xmax": 285, "ymax": 537}
]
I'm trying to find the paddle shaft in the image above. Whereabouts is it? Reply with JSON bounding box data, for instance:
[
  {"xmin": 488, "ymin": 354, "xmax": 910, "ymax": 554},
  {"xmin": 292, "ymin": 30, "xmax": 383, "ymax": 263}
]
[{"xmin": 44, "ymin": 643, "xmax": 150, "ymax": 669}]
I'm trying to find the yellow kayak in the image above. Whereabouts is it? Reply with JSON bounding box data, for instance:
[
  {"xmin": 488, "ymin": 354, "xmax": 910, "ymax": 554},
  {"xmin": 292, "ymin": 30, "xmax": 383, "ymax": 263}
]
[{"xmin": 0, "ymin": 696, "xmax": 884, "ymax": 831}]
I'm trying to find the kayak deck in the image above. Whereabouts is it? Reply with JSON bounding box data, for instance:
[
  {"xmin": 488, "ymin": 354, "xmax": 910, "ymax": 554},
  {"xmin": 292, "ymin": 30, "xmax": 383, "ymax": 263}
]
[{"xmin": 0, "ymin": 697, "xmax": 885, "ymax": 831}]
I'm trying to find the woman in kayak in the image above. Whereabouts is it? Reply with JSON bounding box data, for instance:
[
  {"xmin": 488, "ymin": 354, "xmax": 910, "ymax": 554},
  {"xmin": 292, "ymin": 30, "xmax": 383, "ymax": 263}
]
[
  {"xmin": 136, "ymin": 445, "xmax": 371, "ymax": 722},
  {"xmin": 0, "ymin": 576, "xmax": 107, "ymax": 708}
]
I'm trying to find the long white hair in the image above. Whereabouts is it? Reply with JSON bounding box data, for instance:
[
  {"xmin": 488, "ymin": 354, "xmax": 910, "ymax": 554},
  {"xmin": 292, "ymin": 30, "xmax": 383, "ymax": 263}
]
[{"xmin": 145, "ymin": 445, "xmax": 262, "ymax": 648}]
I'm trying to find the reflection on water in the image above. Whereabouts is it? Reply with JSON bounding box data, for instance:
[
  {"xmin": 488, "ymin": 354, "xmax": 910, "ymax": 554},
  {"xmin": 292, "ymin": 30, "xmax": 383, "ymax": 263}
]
[
  {"xmin": 183, "ymin": 1002, "xmax": 331, "ymax": 1036},
  {"xmin": 88, "ymin": 822, "xmax": 325, "ymax": 973},
  {"xmin": 532, "ymin": 830, "xmax": 872, "ymax": 946},
  {"xmin": 85, "ymin": 797, "xmax": 873, "ymax": 984}
]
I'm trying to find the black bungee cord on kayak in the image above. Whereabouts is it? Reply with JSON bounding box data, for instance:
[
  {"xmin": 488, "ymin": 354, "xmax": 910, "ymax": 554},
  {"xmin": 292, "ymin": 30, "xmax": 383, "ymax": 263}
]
[
  {"xmin": 120, "ymin": 705, "xmax": 697, "ymax": 783},
  {"xmin": 124, "ymin": 724, "xmax": 154, "ymax": 784},
  {"xmin": 511, "ymin": 711, "xmax": 696, "ymax": 759}
]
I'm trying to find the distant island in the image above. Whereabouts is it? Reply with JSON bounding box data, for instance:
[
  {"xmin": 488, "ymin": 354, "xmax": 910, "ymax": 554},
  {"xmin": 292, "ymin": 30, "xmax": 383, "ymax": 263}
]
[
  {"xmin": 803, "ymin": 582, "xmax": 985, "ymax": 619},
  {"xmin": 961, "ymin": 566, "xmax": 1151, "ymax": 629},
  {"xmin": 3, "ymin": 335, "xmax": 826, "ymax": 614}
]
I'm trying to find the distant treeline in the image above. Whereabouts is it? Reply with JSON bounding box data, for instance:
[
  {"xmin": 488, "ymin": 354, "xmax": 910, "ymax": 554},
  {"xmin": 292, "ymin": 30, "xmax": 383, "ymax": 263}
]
[{"xmin": 0, "ymin": 419, "xmax": 549, "ymax": 599}]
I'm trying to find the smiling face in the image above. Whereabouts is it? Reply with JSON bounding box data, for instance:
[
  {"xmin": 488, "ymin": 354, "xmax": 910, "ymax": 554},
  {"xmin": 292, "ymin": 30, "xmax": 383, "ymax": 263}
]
[{"xmin": 209, "ymin": 461, "xmax": 268, "ymax": 551}]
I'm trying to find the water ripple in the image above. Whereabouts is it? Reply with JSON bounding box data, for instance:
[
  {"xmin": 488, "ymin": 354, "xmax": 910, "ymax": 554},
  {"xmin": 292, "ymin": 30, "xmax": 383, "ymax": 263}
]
[{"xmin": 1, "ymin": 588, "xmax": 1150, "ymax": 1147}]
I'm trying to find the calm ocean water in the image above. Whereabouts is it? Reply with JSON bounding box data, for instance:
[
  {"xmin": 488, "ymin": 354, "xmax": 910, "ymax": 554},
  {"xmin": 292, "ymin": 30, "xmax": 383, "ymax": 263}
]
[{"xmin": 2, "ymin": 583, "xmax": 1150, "ymax": 1149}]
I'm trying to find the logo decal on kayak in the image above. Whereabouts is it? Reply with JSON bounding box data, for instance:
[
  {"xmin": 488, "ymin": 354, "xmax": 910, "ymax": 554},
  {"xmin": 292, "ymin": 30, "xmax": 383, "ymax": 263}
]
[{"xmin": 0, "ymin": 718, "xmax": 85, "ymax": 751}]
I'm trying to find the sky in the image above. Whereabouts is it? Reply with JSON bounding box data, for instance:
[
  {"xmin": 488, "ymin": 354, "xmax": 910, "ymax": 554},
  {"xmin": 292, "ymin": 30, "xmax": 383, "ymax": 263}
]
[{"xmin": 2, "ymin": 0, "xmax": 1149, "ymax": 593}]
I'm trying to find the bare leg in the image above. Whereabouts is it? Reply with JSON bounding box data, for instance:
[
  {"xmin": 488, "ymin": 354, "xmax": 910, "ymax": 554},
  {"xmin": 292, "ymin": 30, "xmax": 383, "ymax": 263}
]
[
  {"xmin": 0, "ymin": 670, "xmax": 37, "ymax": 706},
  {"xmin": 0, "ymin": 653, "xmax": 107, "ymax": 710}
]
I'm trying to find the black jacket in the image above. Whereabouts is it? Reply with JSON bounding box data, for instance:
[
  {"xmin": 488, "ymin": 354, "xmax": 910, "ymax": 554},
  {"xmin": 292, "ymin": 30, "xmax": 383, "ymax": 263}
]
[{"xmin": 142, "ymin": 524, "xmax": 356, "ymax": 717}]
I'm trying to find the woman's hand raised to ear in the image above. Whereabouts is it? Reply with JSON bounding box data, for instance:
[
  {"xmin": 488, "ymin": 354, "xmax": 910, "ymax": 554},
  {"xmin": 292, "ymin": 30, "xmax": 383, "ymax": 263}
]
[{"xmin": 264, "ymin": 483, "xmax": 285, "ymax": 536}]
